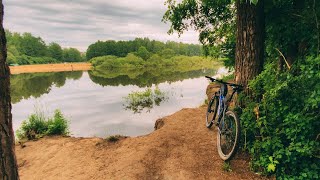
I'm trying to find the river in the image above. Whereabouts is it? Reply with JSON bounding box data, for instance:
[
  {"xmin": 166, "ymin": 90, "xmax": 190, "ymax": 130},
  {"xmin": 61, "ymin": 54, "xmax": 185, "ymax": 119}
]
[{"xmin": 11, "ymin": 67, "xmax": 228, "ymax": 137}]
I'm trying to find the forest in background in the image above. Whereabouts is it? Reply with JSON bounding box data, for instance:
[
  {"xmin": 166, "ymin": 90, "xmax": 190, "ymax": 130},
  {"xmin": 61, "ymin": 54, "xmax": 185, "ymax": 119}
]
[
  {"xmin": 6, "ymin": 30, "xmax": 84, "ymax": 65},
  {"xmin": 6, "ymin": 30, "xmax": 205, "ymax": 66},
  {"xmin": 86, "ymin": 37, "xmax": 202, "ymax": 60}
]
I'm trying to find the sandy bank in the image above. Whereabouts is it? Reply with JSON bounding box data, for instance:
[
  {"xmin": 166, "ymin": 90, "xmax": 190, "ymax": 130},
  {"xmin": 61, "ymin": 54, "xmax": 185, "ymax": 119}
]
[
  {"xmin": 10, "ymin": 63, "xmax": 92, "ymax": 74},
  {"xmin": 16, "ymin": 107, "xmax": 269, "ymax": 180}
]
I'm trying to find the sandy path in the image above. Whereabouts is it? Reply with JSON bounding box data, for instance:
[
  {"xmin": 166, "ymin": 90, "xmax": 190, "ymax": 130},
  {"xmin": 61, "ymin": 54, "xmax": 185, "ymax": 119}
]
[
  {"xmin": 10, "ymin": 63, "xmax": 91, "ymax": 74},
  {"xmin": 16, "ymin": 107, "xmax": 268, "ymax": 180}
]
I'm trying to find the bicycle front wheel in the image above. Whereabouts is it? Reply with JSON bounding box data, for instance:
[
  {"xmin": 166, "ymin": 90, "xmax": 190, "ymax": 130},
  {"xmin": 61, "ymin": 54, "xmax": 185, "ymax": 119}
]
[
  {"xmin": 206, "ymin": 95, "xmax": 218, "ymax": 128},
  {"xmin": 217, "ymin": 111, "xmax": 240, "ymax": 161}
]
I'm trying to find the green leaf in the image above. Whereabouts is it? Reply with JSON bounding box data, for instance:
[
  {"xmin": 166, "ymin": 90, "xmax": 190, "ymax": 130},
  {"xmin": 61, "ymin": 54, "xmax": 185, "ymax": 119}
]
[
  {"xmin": 267, "ymin": 164, "xmax": 276, "ymax": 172},
  {"xmin": 250, "ymin": 0, "xmax": 259, "ymax": 5}
]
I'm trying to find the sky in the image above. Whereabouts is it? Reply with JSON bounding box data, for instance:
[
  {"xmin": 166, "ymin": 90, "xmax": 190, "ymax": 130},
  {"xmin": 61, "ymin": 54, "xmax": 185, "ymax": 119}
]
[{"xmin": 4, "ymin": 0, "xmax": 199, "ymax": 51}]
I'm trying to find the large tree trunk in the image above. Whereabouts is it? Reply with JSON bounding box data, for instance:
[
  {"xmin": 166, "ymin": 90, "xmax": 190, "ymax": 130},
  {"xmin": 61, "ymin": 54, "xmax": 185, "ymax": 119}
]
[
  {"xmin": 0, "ymin": 1, "xmax": 19, "ymax": 179},
  {"xmin": 235, "ymin": 0, "xmax": 265, "ymax": 96}
]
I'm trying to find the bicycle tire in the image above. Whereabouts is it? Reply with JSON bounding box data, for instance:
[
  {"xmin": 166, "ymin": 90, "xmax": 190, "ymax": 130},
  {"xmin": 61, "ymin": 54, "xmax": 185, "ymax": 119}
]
[
  {"xmin": 217, "ymin": 110, "xmax": 240, "ymax": 161},
  {"xmin": 206, "ymin": 95, "xmax": 218, "ymax": 128}
]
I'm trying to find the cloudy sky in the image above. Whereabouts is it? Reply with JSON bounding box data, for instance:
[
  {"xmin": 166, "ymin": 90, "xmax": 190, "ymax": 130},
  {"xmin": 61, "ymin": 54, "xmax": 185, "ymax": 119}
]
[{"xmin": 3, "ymin": 0, "xmax": 199, "ymax": 51}]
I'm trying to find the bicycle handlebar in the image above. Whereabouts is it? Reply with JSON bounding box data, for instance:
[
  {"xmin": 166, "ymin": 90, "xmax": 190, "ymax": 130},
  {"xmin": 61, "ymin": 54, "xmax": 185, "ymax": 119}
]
[{"xmin": 205, "ymin": 76, "xmax": 243, "ymax": 88}]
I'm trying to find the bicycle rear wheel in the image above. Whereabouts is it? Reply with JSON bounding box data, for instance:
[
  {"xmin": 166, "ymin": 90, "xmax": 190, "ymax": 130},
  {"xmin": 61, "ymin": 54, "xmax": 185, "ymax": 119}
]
[
  {"xmin": 217, "ymin": 111, "xmax": 240, "ymax": 160},
  {"xmin": 206, "ymin": 95, "xmax": 218, "ymax": 128}
]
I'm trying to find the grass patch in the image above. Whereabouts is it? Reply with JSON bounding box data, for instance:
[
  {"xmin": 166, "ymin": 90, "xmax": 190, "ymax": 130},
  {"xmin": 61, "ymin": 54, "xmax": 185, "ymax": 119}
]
[
  {"xmin": 221, "ymin": 73, "xmax": 234, "ymax": 81},
  {"xmin": 105, "ymin": 135, "xmax": 127, "ymax": 142},
  {"xmin": 222, "ymin": 161, "xmax": 232, "ymax": 172},
  {"xmin": 16, "ymin": 109, "xmax": 69, "ymax": 140}
]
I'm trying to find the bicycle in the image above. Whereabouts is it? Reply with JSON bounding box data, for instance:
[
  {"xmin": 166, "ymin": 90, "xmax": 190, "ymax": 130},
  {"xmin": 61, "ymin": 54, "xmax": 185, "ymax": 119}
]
[{"xmin": 205, "ymin": 76, "xmax": 243, "ymax": 161}]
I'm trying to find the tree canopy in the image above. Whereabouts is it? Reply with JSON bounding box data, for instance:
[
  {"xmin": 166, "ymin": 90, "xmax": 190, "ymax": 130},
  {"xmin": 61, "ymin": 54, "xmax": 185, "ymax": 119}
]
[
  {"xmin": 5, "ymin": 30, "xmax": 84, "ymax": 65},
  {"xmin": 163, "ymin": 0, "xmax": 320, "ymax": 179},
  {"xmin": 86, "ymin": 37, "xmax": 202, "ymax": 60},
  {"xmin": 163, "ymin": 0, "xmax": 320, "ymax": 63}
]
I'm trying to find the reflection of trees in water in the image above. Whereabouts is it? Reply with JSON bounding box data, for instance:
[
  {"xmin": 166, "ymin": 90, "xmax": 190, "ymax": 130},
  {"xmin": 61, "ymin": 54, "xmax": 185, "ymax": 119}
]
[
  {"xmin": 11, "ymin": 71, "xmax": 83, "ymax": 104},
  {"xmin": 88, "ymin": 67, "xmax": 218, "ymax": 88}
]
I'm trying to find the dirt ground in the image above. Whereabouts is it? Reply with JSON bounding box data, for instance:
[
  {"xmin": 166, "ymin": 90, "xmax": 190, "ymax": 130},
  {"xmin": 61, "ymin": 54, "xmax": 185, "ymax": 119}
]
[
  {"xmin": 16, "ymin": 106, "xmax": 269, "ymax": 180},
  {"xmin": 10, "ymin": 63, "xmax": 91, "ymax": 74}
]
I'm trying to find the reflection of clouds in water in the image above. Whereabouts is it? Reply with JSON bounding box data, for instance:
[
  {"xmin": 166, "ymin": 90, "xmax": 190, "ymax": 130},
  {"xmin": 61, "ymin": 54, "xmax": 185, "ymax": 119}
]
[
  {"xmin": 213, "ymin": 67, "xmax": 233, "ymax": 79},
  {"xmin": 13, "ymin": 69, "xmax": 224, "ymax": 137}
]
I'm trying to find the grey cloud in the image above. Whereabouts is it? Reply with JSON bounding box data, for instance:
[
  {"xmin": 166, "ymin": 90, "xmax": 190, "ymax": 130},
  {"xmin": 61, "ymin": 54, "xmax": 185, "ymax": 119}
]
[{"xmin": 4, "ymin": 0, "xmax": 199, "ymax": 51}]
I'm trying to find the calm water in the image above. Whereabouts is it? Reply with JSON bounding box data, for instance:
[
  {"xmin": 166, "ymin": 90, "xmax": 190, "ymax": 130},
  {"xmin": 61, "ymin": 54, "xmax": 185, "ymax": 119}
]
[{"xmin": 11, "ymin": 67, "xmax": 227, "ymax": 137}]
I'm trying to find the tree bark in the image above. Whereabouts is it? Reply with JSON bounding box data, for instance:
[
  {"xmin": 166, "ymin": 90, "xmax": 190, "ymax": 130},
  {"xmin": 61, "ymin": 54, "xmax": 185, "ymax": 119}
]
[
  {"xmin": 235, "ymin": 0, "xmax": 265, "ymax": 96},
  {"xmin": 0, "ymin": 1, "xmax": 19, "ymax": 179}
]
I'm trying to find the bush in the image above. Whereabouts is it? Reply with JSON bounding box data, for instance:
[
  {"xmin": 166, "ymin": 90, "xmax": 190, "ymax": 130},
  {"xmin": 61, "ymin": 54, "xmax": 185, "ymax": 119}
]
[
  {"xmin": 240, "ymin": 56, "xmax": 320, "ymax": 179},
  {"xmin": 46, "ymin": 110, "xmax": 69, "ymax": 135},
  {"xmin": 13, "ymin": 55, "xmax": 58, "ymax": 65},
  {"xmin": 90, "ymin": 54, "xmax": 218, "ymax": 71},
  {"xmin": 16, "ymin": 109, "xmax": 69, "ymax": 140}
]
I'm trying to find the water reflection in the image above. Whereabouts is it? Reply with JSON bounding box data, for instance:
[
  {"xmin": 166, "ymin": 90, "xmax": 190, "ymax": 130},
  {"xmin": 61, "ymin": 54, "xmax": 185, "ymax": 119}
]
[
  {"xmin": 11, "ymin": 66, "xmax": 223, "ymax": 137},
  {"xmin": 88, "ymin": 68, "xmax": 218, "ymax": 87},
  {"xmin": 11, "ymin": 68, "xmax": 217, "ymax": 104},
  {"xmin": 11, "ymin": 71, "xmax": 83, "ymax": 104}
]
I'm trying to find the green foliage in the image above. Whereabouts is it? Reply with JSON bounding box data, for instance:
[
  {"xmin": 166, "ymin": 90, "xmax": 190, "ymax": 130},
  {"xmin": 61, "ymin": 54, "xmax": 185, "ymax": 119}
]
[
  {"xmin": 124, "ymin": 87, "xmax": 168, "ymax": 113},
  {"xmin": 47, "ymin": 42, "xmax": 63, "ymax": 60},
  {"xmin": 159, "ymin": 48, "xmax": 175, "ymax": 59},
  {"xmin": 163, "ymin": 0, "xmax": 320, "ymax": 68},
  {"xmin": 105, "ymin": 135, "xmax": 127, "ymax": 142},
  {"xmin": 18, "ymin": 55, "xmax": 58, "ymax": 65},
  {"xmin": 19, "ymin": 32, "xmax": 47, "ymax": 57},
  {"xmin": 222, "ymin": 161, "xmax": 232, "ymax": 172},
  {"xmin": 240, "ymin": 56, "xmax": 320, "ymax": 179},
  {"xmin": 221, "ymin": 73, "xmax": 234, "ymax": 81},
  {"xmin": 89, "ymin": 55, "xmax": 221, "ymax": 88},
  {"xmin": 90, "ymin": 54, "xmax": 218, "ymax": 71},
  {"xmin": 136, "ymin": 46, "xmax": 150, "ymax": 60},
  {"xmin": 86, "ymin": 37, "xmax": 202, "ymax": 60},
  {"xmin": 46, "ymin": 110, "xmax": 69, "ymax": 136},
  {"xmin": 89, "ymin": 64, "xmax": 219, "ymax": 88},
  {"xmin": 62, "ymin": 48, "xmax": 83, "ymax": 62},
  {"xmin": 11, "ymin": 71, "xmax": 83, "ymax": 104},
  {"xmin": 16, "ymin": 109, "xmax": 70, "ymax": 140},
  {"xmin": 148, "ymin": 54, "xmax": 162, "ymax": 62},
  {"xmin": 163, "ymin": 0, "xmax": 235, "ymax": 65},
  {"xmin": 265, "ymin": 0, "xmax": 320, "ymax": 58},
  {"xmin": 163, "ymin": 0, "xmax": 320, "ymax": 179},
  {"xmin": 5, "ymin": 29, "xmax": 83, "ymax": 65}
]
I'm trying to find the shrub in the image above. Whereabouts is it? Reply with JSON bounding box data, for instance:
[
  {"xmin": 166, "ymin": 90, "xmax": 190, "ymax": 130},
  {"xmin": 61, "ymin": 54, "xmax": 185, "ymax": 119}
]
[
  {"xmin": 240, "ymin": 56, "xmax": 320, "ymax": 179},
  {"xmin": 46, "ymin": 110, "xmax": 69, "ymax": 135},
  {"xmin": 16, "ymin": 109, "xmax": 69, "ymax": 140},
  {"xmin": 16, "ymin": 112, "xmax": 47, "ymax": 140}
]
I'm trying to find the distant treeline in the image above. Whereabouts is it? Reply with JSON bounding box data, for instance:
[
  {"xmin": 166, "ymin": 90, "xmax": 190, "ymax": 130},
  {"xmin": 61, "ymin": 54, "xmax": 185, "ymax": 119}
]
[
  {"xmin": 6, "ymin": 30, "xmax": 84, "ymax": 65},
  {"xmin": 86, "ymin": 38, "xmax": 203, "ymax": 60},
  {"xmin": 6, "ymin": 30, "xmax": 204, "ymax": 65}
]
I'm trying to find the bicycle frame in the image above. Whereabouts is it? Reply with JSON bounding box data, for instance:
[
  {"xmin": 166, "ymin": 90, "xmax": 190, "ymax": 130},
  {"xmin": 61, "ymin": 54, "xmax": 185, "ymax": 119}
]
[{"xmin": 216, "ymin": 88, "xmax": 237, "ymax": 125}]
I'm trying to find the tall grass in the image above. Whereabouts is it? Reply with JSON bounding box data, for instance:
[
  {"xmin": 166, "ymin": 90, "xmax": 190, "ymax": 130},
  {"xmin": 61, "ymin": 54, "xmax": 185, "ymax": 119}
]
[{"xmin": 16, "ymin": 109, "xmax": 69, "ymax": 140}]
